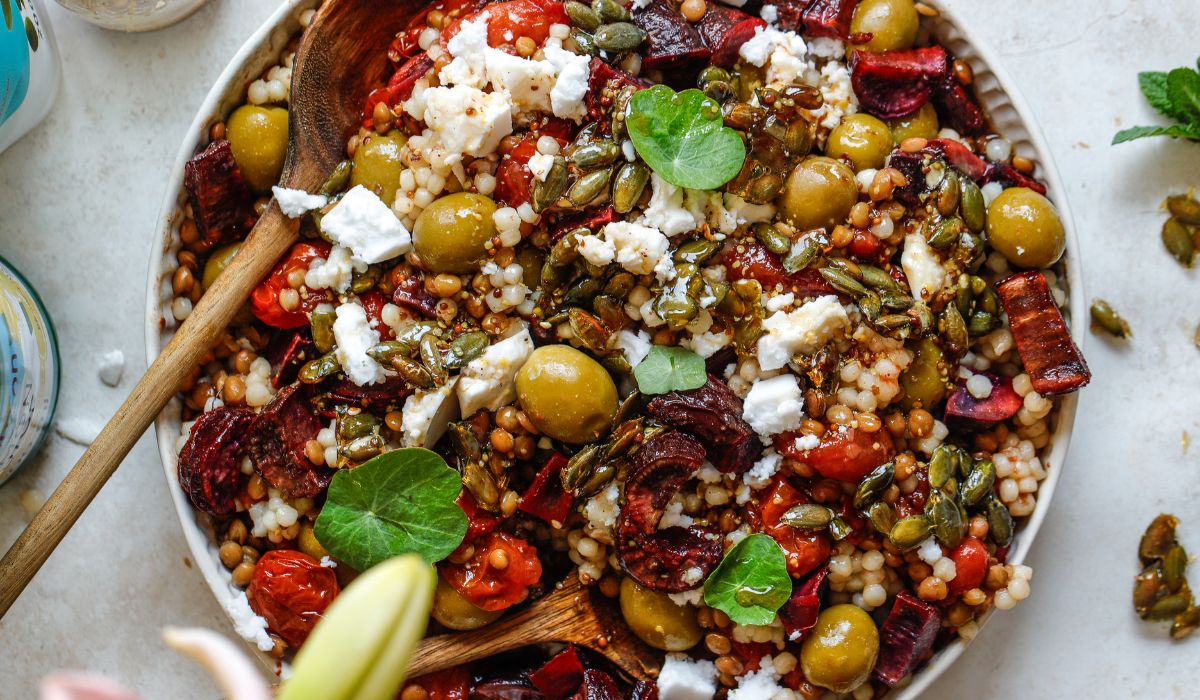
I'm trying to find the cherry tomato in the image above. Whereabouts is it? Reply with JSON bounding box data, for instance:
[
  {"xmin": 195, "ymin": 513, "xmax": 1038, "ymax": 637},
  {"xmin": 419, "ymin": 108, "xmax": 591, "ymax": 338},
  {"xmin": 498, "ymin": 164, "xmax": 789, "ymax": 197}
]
[
  {"xmin": 358, "ymin": 289, "xmax": 394, "ymax": 339},
  {"xmin": 748, "ymin": 477, "xmax": 831, "ymax": 578},
  {"xmin": 445, "ymin": 0, "xmax": 570, "ymax": 48},
  {"xmin": 251, "ymin": 242, "xmax": 333, "ymax": 329},
  {"xmin": 246, "ymin": 549, "xmax": 340, "ymax": 649},
  {"xmin": 847, "ymin": 229, "xmax": 886, "ymax": 260},
  {"xmin": 493, "ymin": 119, "xmax": 574, "ymax": 207},
  {"xmin": 729, "ymin": 640, "xmax": 775, "ymax": 673},
  {"xmin": 405, "ymin": 665, "xmax": 472, "ymax": 700},
  {"xmin": 948, "ymin": 537, "xmax": 989, "ymax": 596},
  {"xmin": 776, "ymin": 426, "xmax": 896, "ymax": 482},
  {"xmin": 456, "ymin": 490, "xmax": 500, "ymax": 542},
  {"xmin": 442, "ymin": 532, "xmax": 542, "ymax": 611},
  {"xmin": 720, "ymin": 240, "xmax": 838, "ymax": 298}
]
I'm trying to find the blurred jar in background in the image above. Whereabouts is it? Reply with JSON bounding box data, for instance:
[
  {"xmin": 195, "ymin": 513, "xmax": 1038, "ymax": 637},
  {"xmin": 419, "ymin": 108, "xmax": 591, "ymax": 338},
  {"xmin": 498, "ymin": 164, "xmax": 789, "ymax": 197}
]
[
  {"xmin": 55, "ymin": 0, "xmax": 209, "ymax": 32},
  {"xmin": 0, "ymin": 0, "xmax": 60, "ymax": 155}
]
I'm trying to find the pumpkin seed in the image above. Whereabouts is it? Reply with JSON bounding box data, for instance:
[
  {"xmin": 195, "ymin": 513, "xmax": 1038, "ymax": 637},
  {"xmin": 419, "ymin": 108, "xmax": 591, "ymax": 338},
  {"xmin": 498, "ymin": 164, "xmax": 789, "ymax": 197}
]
[
  {"xmin": 571, "ymin": 140, "xmax": 621, "ymax": 169},
  {"xmin": 299, "ymin": 351, "xmax": 340, "ymax": 384},
  {"xmin": 342, "ymin": 435, "xmax": 383, "ymax": 463},
  {"xmin": 927, "ymin": 491, "xmax": 964, "ymax": 548},
  {"xmin": 448, "ymin": 422, "xmax": 482, "ymax": 464},
  {"xmin": 445, "ymin": 331, "xmax": 488, "ymax": 369},
  {"xmin": 749, "ymin": 173, "xmax": 784, "ymax": 202},
  {"xmin": 612, "ymin": 161, "xmax": 650, "ymax": 213},
  {"xmin": 420, "ymin": 333, "xmax": 447, "ymax": 386},
  {"xmin": 940, "ymin": 304, "xmax": 969, "ymax": 355},
  {"xmin": 868, "ymin": 501, "xmax": 897, "ymax": 535},
  {"xmin": 561, "ymin": 444, "xmax": 603, "ymax": 496},
  {"xmin": 1140, "ymin": 514, "xmax": 1179, "ymax": 564},
  {"xmin": 928, "ymin": 445, "xmax": 955, "ymax": 489},
  {"xmin": 592, "ymin": 0, "xmax": 629, "ymax": 21},
  {"xmin": 784, "ymin": 119, "xmax": 815, "ymax": 155},
  {"xmin": 350, "ymin": 265, "xmax": 382, "ymax": 294},
  {"xmin": 391, "ymin": 356, "xmax": 436, "ymax": 389},
  {"xmin": 338, "ymin": 412, "xmax": 380, "ymax": 441},
  {"xmin": 859, "ymin": 264, "xmax": 899, "ymax": 291},
  {"xmin": 604, "ymin": 272, "xmax": 636, "ymax": 298},
  {"xmin": 1166, "ymin": 193, "xmax": 1200, "ymax": 226},
  {"xmin": 463, "ymin": 460, "xmax": 502, "ymax": 512},
  {"xmin": 858, "ymin": 291, "xmax": 882, "ymax": 321},
  {"xmin": 698, "ymin": 66, "xmax": 731, "ymax": 87},
  {"xmin": 549, "ymin": 229, "xmax": 584, "ymax": 267},
  {"xmin": 961, "ymin": 459, "xmax": 995, "ymax": 507},
  {"xmin": 532, "ymin": 156, "xmax": 569, "ymax": 212},
  {"xmin": 1146, "ymin": 593, "xmax": 1191, "ymax": 621},
  {"xmin": 927, "ymin": 216, "xmax": 965, "ymax": 250},
  {"xmin": 826, "ymin": 256, "xmax": 863, "ymax": 280},
  {"xmin": 968, "ymin": 311, "xmax": 999, "ymax": 336},
  {"xmin": 311, "ymin": 307, "xmax": 336, "ymax": 353},
  {"xmin": 889, "ymin": 515, "xmax": 933, "ymax": 550},
  {"xmin": 1162, "ymin": 217, "xmax": 1196, "ymax": 267},
  {"xmin": 819, "ymin": 267, "xmax": 869, "ymax": 298},
  {"xmin": 569, "ymin": 28, "xmax": 598, "ymax": 55},
  {"xmin": 827, "ymin": 515, "xmax": 853, "ymax": 541},
  {"xmin": 779, "ymin": 504, "xmax": 835, "ymax": 530},
  {"xmin": 782, "ymin": 236, "xmax": 822, "ymax": 273},
  {"xmin": 880, "ymin": 289, "xmax": 913, "ymax": 311},
  {"xmin": 368, "ymin": 340, "xmax": 411, "ymax": 364},
  {"xmin": 610, "ymin": 85, "xmax": 637, "ymax": 139},
  {"xmin": 854, "ymin": 461, "xmax": 895, "ymax": 510},
  {"xmin": 753, "ymin": 222, "xmax": 791, "ymax": 255},
  {"xmin": 936, "ymin": 170, "xmax": 961, "ymax": 216},
  {"xmin": 655, "ymin": 292, "xmax": 699, "ymax": 329},
  {"xmin": 593, "ymin": 22, "xmax": 645, "ymax": 52},
  {"xmin": 984, "ymin": 496, "xmax": 1014, "ymax": 546},
  {"xmin": 564, "ymin": 0, "xmax": 601, "ymax": 31},
  {"xmin": 703, "ymin": 80, "xmax": 735, "ymax": 104},
  {"xmin": 1133, "ymin": 564, "xmax": 1165, "ymax": 616},
  {"xmin": 959, "ymin": 177, "xmax": 986, "ymax": 232},
  {"xmin": 1171, "ymin": 605, "xmax": 1200, "ymax": 639},
  {"xmin": 1164, "ymin": 544, "xmax": 1188, "ymax": 593},
  {"xmin": 568, "ymin": 167, "xmax": 613, "ymax": 206},
  {"xmin": 674, "ymin": 239, "xmax": 723, "ymax": 265},
  {"xmin": 318, "ymin": 160, "xmax": 353, "ymax": 197},
  {"xmin": 563, "ymin": 275, "xmax": 605, "ymax": 306},
  {"xmin": 1090, "ymin": 298, "xmax": 1131, "ymax": 339},
  {"xmin": 568, "ymin": 307, "xmax": 612, "ymax": 353}
]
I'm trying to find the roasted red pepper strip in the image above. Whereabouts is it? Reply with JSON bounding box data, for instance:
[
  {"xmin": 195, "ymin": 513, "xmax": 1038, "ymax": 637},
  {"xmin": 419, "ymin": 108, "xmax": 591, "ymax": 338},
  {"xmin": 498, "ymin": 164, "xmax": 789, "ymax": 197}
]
[
  {"xmin": 996, "ymin": 271, "xmax": 1090, "ymax": 396},
  {"xmin": 519, "ymin": 453, "xmax": 574, "ymax": 525}
]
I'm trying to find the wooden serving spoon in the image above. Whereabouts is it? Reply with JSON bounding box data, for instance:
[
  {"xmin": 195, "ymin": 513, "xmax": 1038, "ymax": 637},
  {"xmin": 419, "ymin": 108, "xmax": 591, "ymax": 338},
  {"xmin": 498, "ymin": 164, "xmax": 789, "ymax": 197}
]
[
  {"xmin": 407, "ymin": 571, "xmax": 663, "ymax": 682},
  {"xmin": 0, "ymin": 0, "xmax": 421, "ymax": 617}
]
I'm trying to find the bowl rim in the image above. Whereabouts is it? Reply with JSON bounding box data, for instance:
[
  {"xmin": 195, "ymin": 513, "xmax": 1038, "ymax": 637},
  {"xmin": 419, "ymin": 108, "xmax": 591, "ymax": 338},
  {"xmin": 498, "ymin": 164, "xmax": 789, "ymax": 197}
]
[{"xmin": 144, "ymin": 1, "xmax": 1085, "ymax": 693}]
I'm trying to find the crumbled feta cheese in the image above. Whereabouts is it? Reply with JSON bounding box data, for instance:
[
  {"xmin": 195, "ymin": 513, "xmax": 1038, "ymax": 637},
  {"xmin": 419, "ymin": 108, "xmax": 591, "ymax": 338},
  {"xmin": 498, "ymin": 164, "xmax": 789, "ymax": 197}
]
[
  {"xmin": 759, "ymin": 3, "xmax": 777, "ymax": 23},
  {"xmin": 332, "ymin": 302, "xmax": 387, "ymax": 386},
  {"xmin": 657, "ymin": 654, "xmax": 718, "ymax": 700},
  {"xmin": 271, "ymin": 186, "xmax": 328, "ymax": 217},
  {"xmin": 320, "ymin": 556, "xmax": 337, "ymax": 568},
  {"xmin": 917, "ymin": 537, "xmax": 943, "ymax": 565},
  {"xmin": 668, "ymin": 588, "xmax": 705, "ymax": 607},
  {"xmin": 709, "ymin": 192, "xmax": 776, "ymax": 235},
  {"xmin": 484, "ymin": 48, "xmax": 557, "ymax": 114},
  {"xmin": 544, "ymin": 46, "xmax": 591, "ymax": 121},
  {"xmin": 577, "ymin": 234, "xmax": 617, "ymax": 267},
  {"xmin": 305, "ymin": 244, "xmax": 366, "ymax": 293},
  {"xmin": 401, "ymin": 379, "xmax": 459, "ymax": 447},
  {"xmin": 97, "ymin": 349, "xmax": 124, "ymax": 387},
  {"xmin": 629, "ymin": 0, "xmax": 653, "ymax": 8},
  {"xmin": 584, "ymin": 482, "xmax": 621, "ymax": 535},
  {"xmin": 744, "ymin": 449, "xmax": 781, "ymax": 490},
  {"xmin": 615, "ymin": 329, "xmax": 653, "ymax": 368},
  {"xmin": 697, "ymin": 462, "xmax": 724, "ymax": 483},
  {"xmin": 440, "ymin": 15, "xmax": 491, "ymax": 88},
  {"xmin": 224, "ymin": 591, "xmax": 275, "ymax": 652},
  {"xmin": 793, "ymin": 433, "xmax": 820, "ymax": 451},
  {"xmin": 684, "ymin": 330, "xmax": 732, "ymax": 359},
  {"xmin": 601, "ymin": 221, "xmax": 674, "ymax": 281},
  {"xmin": 659, "ymin": 498, "xmax": 695, "ymax": 530},
  {"xmin": 527, "ymin": 152, "xmax": 556, "ymax": 182},
  {"xmin": 901, "ymin": 232, "xmax": 947, "ymax": 301},
  {"xmin": 743, "ymin": 375, "xmax": 805, "ymax": 436},
  {"xmin": 639, "ymin": 174, "xmax": 706, "ymax": 237},
  {"xmin": 814, "ymin": 60, "xmax": 857, "ymax": 130},
  {"xmin": 739, "ymin": 27, "xmax": 809, "ymax": 85},
  {"xmin": 764, "ymin": 293, "xmax": 794, "ymax": 313},
  {"xmin": 422, "ymin": 85, "xmax": 514, "ymax": 161},
  {"xmin": 807, "ymin": 37, "xmax": 846, "ymax": 60},
  {"xmin": 321, "ymin": 186, "xmax": 412, "ymax": 264},
  {"xmin": 728, "ymin": 663, "xmax": 786, "ymax": 700},
  {"xmin": 683, "ymin": 566, "xmax": 705, "ymax": 585},
  {"xmin": 757, "ymin": 296, "xmax": 850, "ymax": 370},
  {"xmin": 456, "ymin": 328, "xmax": 534, "ymax": 416}
]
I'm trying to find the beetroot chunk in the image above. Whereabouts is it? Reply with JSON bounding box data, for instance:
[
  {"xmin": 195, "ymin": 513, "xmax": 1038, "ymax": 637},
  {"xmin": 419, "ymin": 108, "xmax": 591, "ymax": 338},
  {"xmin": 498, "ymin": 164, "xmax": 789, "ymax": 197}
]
[
  {"xmin": 873, "ymin": 592, "xmax": 942, "ymax": 687},
  {"xmin": 178, "ymin": 406, "xmax": 257, "ymax": 516},
  {"xmin": 571, "ymin": 670, "xmax": 622, "ymax": 700},
  {"xmin": 392, "ymin": 273, "xmax": 438, "ymax": 318},
  {"xmin": 266, "ymin": 330, "xmax": 316, "ymax": 389},
  {"xmin": 646, "ymin": 377, "xmax": 761, "ymax": 474},
  {"xmin": 519, "ymin": 453, "xmax": 574, "ymax": 526},
  {"xmin": 850, "ymin": 46, "xmax": 950, "ymax": 119},
  {"xmin": 944, "ymin": 374, "xmax": 1022, "ymax": 429},
  {"xmin": 696, "ymin": 5, "xmax": 767, "ymax": 68},
  {"xmin": 585, "ymin": 59, "xmax": 650, "ymax": 120},
  {"xmin": 801, "ymin": 0, "xmax": 859, "ymax": 38},
  {"xmin": 246, "ymin": 384, "xmax": 334, "ymax": 498},
  {"xmin": 632, "ymin": 0, "xmax": 710, "ymax": 69},
  {"xmin": 997, "ymin": 271, "xmax": 1090, "ymax": 396},
  {"xmin": 183, "ymin": 139, "xmax": 255, "ymax": 246},
  {"xmin": 530, "ymin": 646, "xmax": 587, "ymax": 700},
  {"xmin": 934, "ymin": 74, "xmax": 987, "ymax": 135},
  {"xmin": 779, "ymin": 568, "xmax": 828, "ymax": 642}
]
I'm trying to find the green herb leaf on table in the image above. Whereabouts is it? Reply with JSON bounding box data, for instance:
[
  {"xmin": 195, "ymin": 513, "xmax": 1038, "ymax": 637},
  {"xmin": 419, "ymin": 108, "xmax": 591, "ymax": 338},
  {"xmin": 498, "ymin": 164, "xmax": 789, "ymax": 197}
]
[
  {"xmin": 1114, "ymin": 59, "xmax": 1200, "ymax": 144},
  {"xmin": 314, "ymin": 448, "xmax": 468, "ymax": 571},
  {"xmin": 633, "ymin": 345, "xmax": 707, "ymax": 395},
  {"xmin": 703, "ymin": 534, "xmax": 792, "ymax": 626},
  {"xmin": 626, "ymin": 85, "xmax": 746, "ymax": 190}
]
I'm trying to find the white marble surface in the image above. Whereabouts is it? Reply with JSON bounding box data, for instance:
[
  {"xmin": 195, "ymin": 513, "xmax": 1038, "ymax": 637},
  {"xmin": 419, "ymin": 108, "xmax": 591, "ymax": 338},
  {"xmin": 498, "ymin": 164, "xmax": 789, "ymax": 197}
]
[{"xmin": 2, "ymin": 0, "xmax": 1200, "ymax": 697}]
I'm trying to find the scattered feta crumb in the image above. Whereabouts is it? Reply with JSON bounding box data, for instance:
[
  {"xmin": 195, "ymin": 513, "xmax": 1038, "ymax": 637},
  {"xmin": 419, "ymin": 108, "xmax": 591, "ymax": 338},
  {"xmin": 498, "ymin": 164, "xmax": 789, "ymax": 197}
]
[
  {"xmin": 615, "ymin": 329, "xmax": 653, "ymax": 368},
  {"xmin": 97, "ymin": 349, "xmax": 125, "ymax": 387},
  {"xmin": 901, "ymin": 232, "xmax": 947, "ymax": 301},
  {"xmin": 527, "ymin": 152, "xmax": 556, "ymax": 182},
  {"xmin": 305, "ymin": 244, "xmax": 366, "ymax": 293},
  {"xmin": 639, "ymin": 174, "xmax": 706, "ymax": 237},
  {"xmin": 321, "ymin": 186, "xmax": 413, "ymax": 264},
  {"xmin": 332, "ymin": 302, "xmax": 387, "ymax": 386},
  {"xmin": 401, "ymin": 379, "xmax": 459, "ymax": 447},
  {"xmin": 55, "ymin": 417, "xmax": 101, "ymax": 446},
  {"xmin": 457, "ymin": 328, "xmax": 534, "ymax": 416},
  {"xmin": 743, "ymin": 375, "xmax": 805, "ymax": 436},
  {"xmin": 793, "ymin": 433, "xmax": 820, "ymax": 451},
  {"xmin": 319, "ymin": 556, "xmax": 337, "ymax": 568},
  {"xmin": 224, "ymin": 591, "xmax": 275, "ymax": 652},
  {"xmin": 271, "ymin": 186, "xmax": 328, "ymax": 217},
  {"xmin": 757, "ymin": 296, "xmax": 850, "ymax": 371},
  {"xmin": 744, "ymin": 449, "xmax": 782, "ymax": 490},
  {"xmin": 657, "ymin": 654, "xmax": 718, "ymax": 700}
]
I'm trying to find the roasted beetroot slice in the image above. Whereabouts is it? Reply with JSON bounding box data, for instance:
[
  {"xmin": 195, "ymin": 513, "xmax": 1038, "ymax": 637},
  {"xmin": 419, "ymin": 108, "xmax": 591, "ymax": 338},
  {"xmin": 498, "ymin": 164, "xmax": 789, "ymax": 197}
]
[
  {"xmin": 178, "ymin": 406, "xmax": 257, "ymax": 517},
  {"xmin": 392, "ymin": 274, "xmax": 438, "ymax": 318},
  {"xmin": 695, "ymin": 5, "xmax": 766, "ymax": 68},
  {"xmin": 779, "ymin": 568, "xmax": 828, "ymax": 642},
  {"xmin": 801, "ymin": 0, "xmax": 859, "ymax": 38},
  {"xmin": 633, "ymin": 0, "xmax": 710, "ymax": 70},
  {"xmin": 183, "ymin": 140, "xmax": 255, "ymax": 246},
  {"xmin": 646, "ymin": 377, "xmax": 760, "ymax": 474},
  {"xmin": 873, "ymin": 591, "xmax": 942, "ymax": 687},
  {"xmin": 997, "ymin": 272, "xmax": 1090, "ymax": 396},
  {"xmin": 266, "ymin": 330, "xmax": 316, "ymax": 389},
  {"xmin": 934, "ymin": 74, "xmax": 987, "ymax": 135},
  {"xmin": 624, "ymin": 432, "xmax": 706, "ymax": 533},
  {"xmin": 616, "ymin": 519, "xmax": 723, "ymax": 592},
  {"xmin": 986, "ymin": 161, "xmax": 1048, "ymax": 195},
  {"xmin": 324, "ymin": 376, "xmax": 414, "ymax": 412},
  {"xmin": 519, "ymin": 453, "xmax": 574, "ymax": 526},
  {"xmin": 850, "ymin": 47, "xmax": 949, "ymax": 119},
  {"xmin": 472, "ymin": 677, "xmax": 542, "ymax": 700},
  {"xmin": 571, "ymin": 670, "xmax": 622, "ymax": 700},
  {"xmin": 551, "ymin": 206, "xmax": 616, "ymax": 242},
  {"xmin": 246, "ymin": 384, "xmax": 333, "ymax": 498},
  {"xmin": 631, "ymin": 681, "xmax": 658, "ymax": 700},
  {"xmin": 585, "ymin": 59, "xmax": 649, "ymax": 120},
  {"xmin": 944, "ymin": 374, "xmax": 1022, "ymax": 428},
  {"xmin": 761, "ymin": 0, "xmax": 805, "ymax": 32},
  {"xmin": 530, "ymin": 646, "xmax": 587, "ymax": 700},
  {"xmin": 721, "ymin": 240, "xmax": 839, "ymax": 300}
]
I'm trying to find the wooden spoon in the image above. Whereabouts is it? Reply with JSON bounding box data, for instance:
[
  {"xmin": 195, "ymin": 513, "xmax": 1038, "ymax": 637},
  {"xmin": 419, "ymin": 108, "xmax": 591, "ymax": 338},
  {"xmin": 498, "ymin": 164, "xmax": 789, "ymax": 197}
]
[
  {"xmin": 0, "ymin": 0, "xmax": 422, "ymax": 617},
  {"xmin": 407, "ymin": 571, "xmax": 663, "ymax": 682}
]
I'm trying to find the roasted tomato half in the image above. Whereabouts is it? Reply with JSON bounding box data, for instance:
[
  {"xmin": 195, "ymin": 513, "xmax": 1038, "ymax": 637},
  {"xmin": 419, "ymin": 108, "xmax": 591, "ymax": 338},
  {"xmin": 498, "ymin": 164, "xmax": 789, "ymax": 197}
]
[
  {"xmin": 250, "ymin": 242, "xmax": 334, "ymax": 329},
  {"xmin": 494, "ymin": 119, "xmax": 574, "ymax": 207},
  {"xmin": 777, "ymin": 426, "xmax": 896, "ymax": 482},
  {"xmin": 246, "ymin": 549, "xmax": 340, "ymax": 649},
  {"xmin": 442, "ymin": 531, "xmax": 543, "ymax": 611},
  {"xmin": 749, "ymin": 476, "xmax": 831, "ymax": 578},
  {"xmin": 445, "ymin": 0, "xmax": 570, "ymax": 48}
]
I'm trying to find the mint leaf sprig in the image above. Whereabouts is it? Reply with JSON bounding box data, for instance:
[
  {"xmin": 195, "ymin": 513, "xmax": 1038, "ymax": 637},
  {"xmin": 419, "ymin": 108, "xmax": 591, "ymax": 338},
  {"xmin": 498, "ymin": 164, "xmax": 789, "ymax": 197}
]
[{"xmin": 1114, "ymin": 59, "xmax": 1200, "ymax": 144}]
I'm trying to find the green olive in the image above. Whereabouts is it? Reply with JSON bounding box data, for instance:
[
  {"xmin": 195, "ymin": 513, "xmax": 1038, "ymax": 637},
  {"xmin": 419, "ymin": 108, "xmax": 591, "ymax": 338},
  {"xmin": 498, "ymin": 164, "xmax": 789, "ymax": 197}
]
[
  {"xmin": 850, "ymin": 0, "xmax": 920, "ymax": 53},
  {"xmin": 985, "ymin": 187, "xmax": 1066, "ymax": 268},
  {"xmin": 800, "ymin": 604, "xmax": 880, "ymax": 693},
  {"xmin": 516, "ymin": 345, "xmax": 617, "ymax": 444},
  {"xmin": 826, "ymin": 114, "xmax": 895, "ymax": 171},
  {"xmin": 412, "ymin": 193, "xmax": 498, "ymax": 273},
  {"xmin": 779, "ymin": 157, "xmax": 859, "ymax": 232},
  {"xmin": 350, "ymin": 131, "xmax": 408, "ymax": 204},
  {"xmin": 202, "ymin": 242, "xmax": 242, "ymax": 290},
  {"xmin": 225, "ymin": 105, "xmax": 289, "ymax": 192},
  {"xmin": 887, "ymin": 103, "xmax": 940, "ymax": 143},
  {"xmin": 431, "ymin": 576, "xmax": 502, "ymax": 631},
  {"xmin": 900, "ymin": 337, "xmax": 949, "ymax": 409},
  {"xmin": 618, "ymin": 578, "xmax": 702, "ymax": 651}
]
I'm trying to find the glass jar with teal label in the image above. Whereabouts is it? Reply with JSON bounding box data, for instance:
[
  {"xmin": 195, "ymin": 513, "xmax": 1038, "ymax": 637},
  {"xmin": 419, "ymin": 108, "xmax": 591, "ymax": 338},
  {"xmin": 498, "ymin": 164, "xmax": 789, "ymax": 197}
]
[
  {"xmin": 0, "ymin": 256, "xmax": 59, "ymax": 485},
  {"xmin": 0, "ymin": 0, "xmax": 59, "ymax": 155}
]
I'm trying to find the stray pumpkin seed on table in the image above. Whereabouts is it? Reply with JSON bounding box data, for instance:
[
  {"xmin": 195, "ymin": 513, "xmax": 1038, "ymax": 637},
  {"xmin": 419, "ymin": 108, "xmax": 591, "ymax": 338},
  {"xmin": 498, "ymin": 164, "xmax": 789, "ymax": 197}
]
[{"xmin": 1090, "ymin": 299, "xmax": 1132, "ymax": 339}]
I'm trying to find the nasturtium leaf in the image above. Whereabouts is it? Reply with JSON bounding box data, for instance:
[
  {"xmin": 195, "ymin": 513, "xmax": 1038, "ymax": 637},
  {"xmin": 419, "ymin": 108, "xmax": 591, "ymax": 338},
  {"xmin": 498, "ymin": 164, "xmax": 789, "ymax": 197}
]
[
  {"xmin": 633, "ymin": 345, "xmax": 707, "ymax": 395},
  {"xmin": 703, "ymin": 533, "xmax": 793, "ymax": 626},
  {"xmin": 626, "ymin": 85, "xmax": 746, "ymax": 190},
  {"xmin": 314, "ymin": 448, "xmax": 468, "ymax": 571}
]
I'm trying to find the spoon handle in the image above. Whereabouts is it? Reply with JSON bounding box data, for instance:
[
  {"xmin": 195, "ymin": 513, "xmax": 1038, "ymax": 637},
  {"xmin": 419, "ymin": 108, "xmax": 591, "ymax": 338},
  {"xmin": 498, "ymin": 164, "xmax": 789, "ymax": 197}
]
[{"xmin": 0, "ymin": 207, "xmax": 298, "ymax": 618}]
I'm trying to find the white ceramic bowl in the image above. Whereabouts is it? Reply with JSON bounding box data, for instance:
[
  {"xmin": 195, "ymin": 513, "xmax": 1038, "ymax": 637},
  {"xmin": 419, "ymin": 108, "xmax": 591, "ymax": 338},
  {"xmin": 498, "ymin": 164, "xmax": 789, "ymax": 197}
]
[{"xmin": 145, "ymin": 2, "xmax": 1084, "ymax": 694}]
